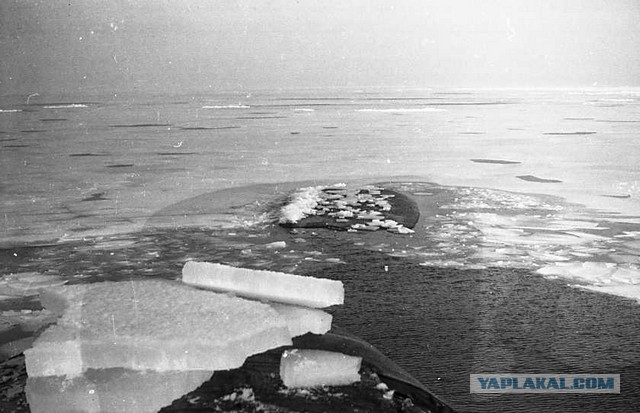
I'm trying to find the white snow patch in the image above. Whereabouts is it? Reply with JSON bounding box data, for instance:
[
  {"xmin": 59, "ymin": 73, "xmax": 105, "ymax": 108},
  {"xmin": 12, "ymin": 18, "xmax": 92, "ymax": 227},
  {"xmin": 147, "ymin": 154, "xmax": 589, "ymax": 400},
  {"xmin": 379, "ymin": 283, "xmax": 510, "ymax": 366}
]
[{"xmin": 279, "ymin": 186, "xmax": 325, "ymax": 224}]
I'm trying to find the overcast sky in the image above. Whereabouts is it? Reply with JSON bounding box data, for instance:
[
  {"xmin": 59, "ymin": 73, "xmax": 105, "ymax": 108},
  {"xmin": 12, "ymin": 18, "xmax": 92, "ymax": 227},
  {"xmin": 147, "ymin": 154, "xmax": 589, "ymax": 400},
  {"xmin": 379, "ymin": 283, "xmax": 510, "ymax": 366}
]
[{"xmin": 1, "ymin": 0, "xmax": 639, "ymax": 96}]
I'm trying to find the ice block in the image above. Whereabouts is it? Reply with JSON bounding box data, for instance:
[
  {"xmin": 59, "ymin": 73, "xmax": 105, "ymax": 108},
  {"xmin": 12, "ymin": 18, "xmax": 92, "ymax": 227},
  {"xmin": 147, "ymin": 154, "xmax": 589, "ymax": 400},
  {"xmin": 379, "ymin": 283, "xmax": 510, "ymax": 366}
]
[
  {"xmin": 280, "ymin": 349, "xmax": 362, "ymax": 388},
  {"xmin": 270, "ymin": 303, "xmax": 332, "ymax": 337},
  {"xmin": 25, "ymin": 280, "xmax": 292, "ymax": 377},
  {"xmin": 182, "ymin": 261, "xmax": 344, "ymax": 308}
]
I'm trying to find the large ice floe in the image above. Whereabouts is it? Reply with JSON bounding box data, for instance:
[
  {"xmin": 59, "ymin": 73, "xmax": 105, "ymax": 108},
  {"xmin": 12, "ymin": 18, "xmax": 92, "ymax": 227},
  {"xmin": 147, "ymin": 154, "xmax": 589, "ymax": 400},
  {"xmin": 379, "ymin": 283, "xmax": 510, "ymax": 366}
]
[{"xmin": 22, "ymin": 262, "xmax": 374, "ymax": 412}]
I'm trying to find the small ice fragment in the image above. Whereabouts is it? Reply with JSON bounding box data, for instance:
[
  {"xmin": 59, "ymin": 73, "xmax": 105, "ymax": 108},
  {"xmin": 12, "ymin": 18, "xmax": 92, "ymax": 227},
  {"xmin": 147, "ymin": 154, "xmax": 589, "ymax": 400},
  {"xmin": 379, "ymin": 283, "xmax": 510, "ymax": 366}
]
[
  {"xmin": 264, "ymin": 241, "xmax": 287, "ymax": 250},
  {"xmin": 336, "ymin": 210, "xmax": 354, "ymax": 218},
  {"xmin": 270, "ymin": 303, "xmax": 332, "ymax": 337},
  {"xmin": 375, "ymin": 382, "xmax": 389, "ymax": 391},
  {"xmin": 393, "ymin": 226, "xmax": 415, "ymax": 234},
  {"xmin": 357, "ymin": 212, "xmax": 383, "ymax": 220},
  {"xmin": 280, "ymin": 349, "xmax": 362, "ymax": 388}
]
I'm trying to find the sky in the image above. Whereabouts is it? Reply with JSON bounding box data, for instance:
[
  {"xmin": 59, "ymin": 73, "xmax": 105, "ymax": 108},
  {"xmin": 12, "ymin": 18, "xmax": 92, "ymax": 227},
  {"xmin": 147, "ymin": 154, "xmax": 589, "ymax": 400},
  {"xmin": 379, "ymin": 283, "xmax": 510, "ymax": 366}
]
[{"xmin": 1, "ymin": 0, "xmax": 639, "ymax": 96}]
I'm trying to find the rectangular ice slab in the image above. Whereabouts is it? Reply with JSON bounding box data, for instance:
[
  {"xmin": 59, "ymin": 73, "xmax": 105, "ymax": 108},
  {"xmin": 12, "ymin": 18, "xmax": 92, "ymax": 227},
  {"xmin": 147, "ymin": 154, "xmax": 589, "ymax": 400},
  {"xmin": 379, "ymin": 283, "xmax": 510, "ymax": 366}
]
[
  {"xmin": 270, "ymin": 303, "xmax": 332, "ymax": 337},
  {"xmin": 25, "ymin": 279, "xmax": 292, "ymax": 378},
  {"xmin": 26, "ymin": 368, "xmax": 212, "ymax": 413},
  {"xmin": 182, "ymin": 261, "xmax": 344, "ymax": 308},
  {"xmin": 280, "ymin": 349, "xmax": 362, "ymax": 388}
]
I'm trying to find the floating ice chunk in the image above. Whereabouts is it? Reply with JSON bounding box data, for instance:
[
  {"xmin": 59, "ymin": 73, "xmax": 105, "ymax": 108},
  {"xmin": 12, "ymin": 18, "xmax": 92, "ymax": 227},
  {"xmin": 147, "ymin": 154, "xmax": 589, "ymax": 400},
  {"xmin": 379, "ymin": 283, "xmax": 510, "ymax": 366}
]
[
  {"xmin": 357, "ymin": 212, "xmax": 383, "ymax": 220},
  {"xmin": 25, "ymin": 368, "xmax": 212, "ymax": 413},
  {"xmin": 356, "ymin": 107, "xmax": 445, "ymax": 113},
  {"xmin": 335, "ymin": 210, "xmax": 354, "ymax": 218},
  {"xmin": 537, "ymin": 262, "xmax": 640, "ymax": 301},
  {"xmin": 574, "ymin": 284, "xmax": 640, "ymax": 303},
  {"xmin": 270, "ymin": 303, "xmax": 332, "ymax": 337},
  {"xmin": 264, "ymin": 241, "xmax": 287, "ymax": 250},
  {"xmin": 202, "ymin": 104, "xmax": 250, "ymax": 109},
  {"xmin": 390, "ymin": 225, "xmax": 415, "ymax": 234},
  {"xmin": 182, "ymin": 261, "xmax": 344, "ymax": 308},
  {"xmin": 25, "ymin": 280, "xmax": 291, "ymax": 378},
  {"xmin": 527, "ymin": 250, "xmax": 571, "ymax": 262},
  {"xmin": 0, "ymin": 272, "xmax": 67, "ymax": 298},
  {"xmin": 536, "ymin": 262, "xmax": 616, "ymax": 281},
  {"xmin": 43, "ymin": 104, "xmax": 88, "ymax": 109},
  {"xmin": 280, "ymin": 349, "xmax": 362, "ymax": 388}
]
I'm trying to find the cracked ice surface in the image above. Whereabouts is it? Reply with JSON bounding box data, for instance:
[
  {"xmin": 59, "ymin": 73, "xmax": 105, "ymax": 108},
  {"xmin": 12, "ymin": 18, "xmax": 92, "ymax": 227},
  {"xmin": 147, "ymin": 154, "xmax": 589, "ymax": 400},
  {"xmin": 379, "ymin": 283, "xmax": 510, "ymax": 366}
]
[{"xmin": 382, "ymin": 183, "xmax": 640, "ymax": 302}]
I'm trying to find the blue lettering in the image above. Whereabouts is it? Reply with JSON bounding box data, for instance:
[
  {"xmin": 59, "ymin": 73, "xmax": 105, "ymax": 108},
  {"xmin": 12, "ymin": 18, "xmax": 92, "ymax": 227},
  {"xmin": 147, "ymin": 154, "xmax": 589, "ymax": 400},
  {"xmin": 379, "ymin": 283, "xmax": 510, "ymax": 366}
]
[
  {"xmin": 487, "ymin": 378, "xmax": 500, "ymax": 389},
  {"xmin": 560, "ymin": 377, "xmax": 569, "ymax": 389},
  {"xmin": 478, "ymin": 377, "xmax": 489, "ymax": 389},
  {"xmin": 500, "ymin": 378, "xmax": 513, "ymax": 389},
  {"xmin": 586, "ymin": 377, "xmax": 597, "ymax": 389},
  {"xmin": 535, "ymin": 377, "xmax": 546, "ymax": 389},
  {"xmin": 547, "ymin": 378, "xmax": 559, "ymax": 389},
  {"xmin": 523, "ymin": 377, "xmax": 535, "ymax": 389},
  {"xmin": 513, "ymin": 377, "xmax": 519, "ymax": 389},
  {"xmin": 598, "ymin": 377, "xmax": 614, "ymax": 390},
  {"xmin": 574, "ymin": 378, "xmax": 585, "ymax": 389}
]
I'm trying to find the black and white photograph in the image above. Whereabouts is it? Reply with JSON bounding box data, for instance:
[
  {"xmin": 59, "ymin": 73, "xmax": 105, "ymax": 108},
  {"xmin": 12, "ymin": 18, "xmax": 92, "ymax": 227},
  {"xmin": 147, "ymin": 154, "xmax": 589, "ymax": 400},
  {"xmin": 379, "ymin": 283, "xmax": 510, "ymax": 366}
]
[{"xmin": 1, "ymin": 1, "xmax": 639, "ymax": 412}]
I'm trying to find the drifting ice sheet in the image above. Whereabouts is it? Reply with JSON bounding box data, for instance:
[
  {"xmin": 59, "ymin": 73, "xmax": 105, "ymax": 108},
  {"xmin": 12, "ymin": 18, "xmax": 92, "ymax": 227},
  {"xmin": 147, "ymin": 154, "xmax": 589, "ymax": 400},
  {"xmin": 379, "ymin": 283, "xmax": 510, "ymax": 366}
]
[
  {"xmin": 536, "ymin": 261, "xmax": 640, "ymax": 302},
  {"xmin": 182, "ymin": 261, "xmax": 344, "ymax": 308},
  {"xmin": 25, "ymin": 280, "xmax": 292, "ymax": 377},
  {"xmin": 280, "ymin": 349, "xmax": 362, "ymax": 388}
]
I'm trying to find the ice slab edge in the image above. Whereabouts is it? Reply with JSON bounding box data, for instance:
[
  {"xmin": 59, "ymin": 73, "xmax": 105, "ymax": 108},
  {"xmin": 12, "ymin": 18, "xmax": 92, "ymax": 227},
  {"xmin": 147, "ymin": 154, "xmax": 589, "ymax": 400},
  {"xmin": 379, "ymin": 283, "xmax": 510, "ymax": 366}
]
[{"xmin": 182, "ymin": 261, "xmax": 344, "ymax": 308}]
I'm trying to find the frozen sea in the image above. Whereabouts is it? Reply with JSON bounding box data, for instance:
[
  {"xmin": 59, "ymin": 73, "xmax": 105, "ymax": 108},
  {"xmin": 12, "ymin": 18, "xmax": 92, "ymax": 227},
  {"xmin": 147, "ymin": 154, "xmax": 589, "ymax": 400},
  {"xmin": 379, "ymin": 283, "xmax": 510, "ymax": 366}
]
[{"xmin": 1, "ymin": 88, "xmax": 640, "ymax": 412}]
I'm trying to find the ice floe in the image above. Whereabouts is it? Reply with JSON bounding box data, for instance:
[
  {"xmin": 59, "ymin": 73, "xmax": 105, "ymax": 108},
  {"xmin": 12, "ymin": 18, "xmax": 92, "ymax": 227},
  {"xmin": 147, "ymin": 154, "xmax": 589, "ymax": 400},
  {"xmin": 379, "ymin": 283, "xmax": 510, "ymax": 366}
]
[
  {"xmin": 42, "ymin": 104, "xmax": 88, "ymax": 109},
  {"xmin": 537, "ymin": 262, "xmax": 640, "ymax": 302},
  {"xmin": 356, "ymin": 108, "xmax": 446, "ymax": 113},
  {"xmin": 202, "ymin": 104, "xmax": 250, "ymax": 109},
  {"xmin": 0, "ymin": 272, "xmax": 67, "ymax": 299},
  {"xmin": 279, "ymin": 184, "xmax": 416, "ymax": 234}
]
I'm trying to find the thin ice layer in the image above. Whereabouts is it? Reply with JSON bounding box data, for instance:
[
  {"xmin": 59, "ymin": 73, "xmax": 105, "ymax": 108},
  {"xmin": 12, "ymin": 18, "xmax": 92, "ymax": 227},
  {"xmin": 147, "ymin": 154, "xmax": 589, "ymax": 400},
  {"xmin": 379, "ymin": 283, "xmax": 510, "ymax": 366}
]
[
  {"xmin": 280, "ymin": 349, "xmax": 362, "ymax": 388},
  {"xmin": 182, "ymin": 261, "xmax": 344, "ymax": 308},
  {"xmin": 26, "ymin": 368, "xmax": 212, "ymax": 413},
  {"xmin": 25, "ymin": 280, "xmax": 292, "ymax": 377}
]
